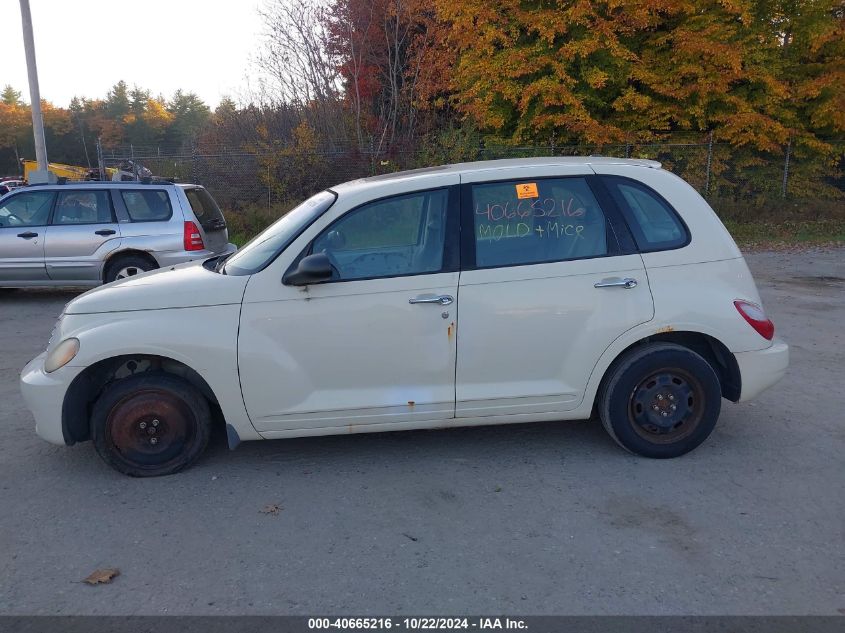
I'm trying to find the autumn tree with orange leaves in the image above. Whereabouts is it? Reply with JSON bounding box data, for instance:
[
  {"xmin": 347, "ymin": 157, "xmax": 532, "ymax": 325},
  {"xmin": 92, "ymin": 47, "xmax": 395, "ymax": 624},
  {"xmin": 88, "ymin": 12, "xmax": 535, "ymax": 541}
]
[{"xmin": 424, "ymin": 0, "xmax": 843, "ymax": 151}]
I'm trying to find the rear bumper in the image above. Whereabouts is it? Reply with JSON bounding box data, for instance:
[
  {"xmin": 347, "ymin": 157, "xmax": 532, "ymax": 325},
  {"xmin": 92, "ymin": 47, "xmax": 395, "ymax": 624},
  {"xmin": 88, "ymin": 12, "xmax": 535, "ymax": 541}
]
[
  {"xmin": 19, "ymin": 352, "xmax": 84, "ymax": 446},
  {"xmin": 735, "ymin": 338, "xmax": 789, "ymax": 402},
  {"xmin": 153, "ymin": 242, "xmax": 237, "ymax": 268}
]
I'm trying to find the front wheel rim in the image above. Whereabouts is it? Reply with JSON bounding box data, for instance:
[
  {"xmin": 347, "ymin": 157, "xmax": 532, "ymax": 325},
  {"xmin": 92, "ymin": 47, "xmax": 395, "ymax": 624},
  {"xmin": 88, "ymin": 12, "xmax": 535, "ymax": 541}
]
[
  {"xmin": 105, "ymin": 389, "xmax": 197, "ymax": 471},
  {"xmin": 628, "ymin": 367, "xmax": 705, "ymax": 444}
]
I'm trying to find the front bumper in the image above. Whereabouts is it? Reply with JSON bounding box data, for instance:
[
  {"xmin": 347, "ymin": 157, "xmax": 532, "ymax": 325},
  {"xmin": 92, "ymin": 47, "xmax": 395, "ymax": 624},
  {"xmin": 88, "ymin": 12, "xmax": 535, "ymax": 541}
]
[
  {"xmin": 734, "ymin": 338, "xmax": 789, "ymax": 402},
  {"xmin": 19, "ymin": 352, "xmax": 85, "ymax": 445}
]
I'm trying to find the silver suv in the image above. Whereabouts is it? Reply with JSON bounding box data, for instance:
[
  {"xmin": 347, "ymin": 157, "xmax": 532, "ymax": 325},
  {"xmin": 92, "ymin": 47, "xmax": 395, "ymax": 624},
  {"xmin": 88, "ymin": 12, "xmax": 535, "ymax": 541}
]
[{"xmin": 0, "ymin": 182, "xmax": 235, "ymax": 286}]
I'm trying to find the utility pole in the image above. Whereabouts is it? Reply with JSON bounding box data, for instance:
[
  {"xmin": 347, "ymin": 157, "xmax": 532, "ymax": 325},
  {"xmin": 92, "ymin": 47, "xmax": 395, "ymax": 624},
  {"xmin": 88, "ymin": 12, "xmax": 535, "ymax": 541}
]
[{"xmin": 19, "ymin": 0, "xmax": 53, "ymax": 183}]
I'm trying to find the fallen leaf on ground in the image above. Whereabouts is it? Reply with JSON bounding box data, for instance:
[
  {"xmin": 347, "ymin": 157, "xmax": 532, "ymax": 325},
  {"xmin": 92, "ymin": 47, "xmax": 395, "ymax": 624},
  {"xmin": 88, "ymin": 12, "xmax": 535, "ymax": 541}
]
[
  {"xmin": 260, "ymin": 504, "xmax": 281, "ymax": 515},
  {"xmin": 83, "ymin": 568, "xmax": 120, "ymax": 585}
]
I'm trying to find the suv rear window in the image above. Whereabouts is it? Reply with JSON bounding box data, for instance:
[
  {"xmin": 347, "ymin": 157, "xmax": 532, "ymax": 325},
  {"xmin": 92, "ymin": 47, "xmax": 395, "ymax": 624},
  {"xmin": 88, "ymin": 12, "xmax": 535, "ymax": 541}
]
[
  {"xmin": 183, "ymin": 187, "xmax": 226, "ymax": 230},
  {"xmin": 121, "ymin": 190, "xmax": 173, "ymax": 222},
  {"xmin": 604, "ymin": 177, "xmax": 688, "ymax": 251}
]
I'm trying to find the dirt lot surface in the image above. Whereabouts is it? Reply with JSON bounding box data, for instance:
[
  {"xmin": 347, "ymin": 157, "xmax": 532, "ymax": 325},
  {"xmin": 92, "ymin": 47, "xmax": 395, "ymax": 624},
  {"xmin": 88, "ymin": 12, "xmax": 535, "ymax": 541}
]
[{"xmin": 0, "ymin": 248, "xmax": 842, "ymax": 615}]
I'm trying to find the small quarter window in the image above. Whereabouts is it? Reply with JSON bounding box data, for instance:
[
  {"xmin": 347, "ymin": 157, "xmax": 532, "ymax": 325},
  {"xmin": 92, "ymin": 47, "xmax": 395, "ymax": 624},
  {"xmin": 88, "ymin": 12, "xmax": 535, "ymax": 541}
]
[
  {"xmin": 471, "ymin": 177, "xmax": 608, "ymax": 268},
  {"xmin": 120, "ymin": 190, "xmax": 173, "ymax": 222},
  {"xmin": 605, "ymin": 178, "xmax": 687, "ymax": 251}
]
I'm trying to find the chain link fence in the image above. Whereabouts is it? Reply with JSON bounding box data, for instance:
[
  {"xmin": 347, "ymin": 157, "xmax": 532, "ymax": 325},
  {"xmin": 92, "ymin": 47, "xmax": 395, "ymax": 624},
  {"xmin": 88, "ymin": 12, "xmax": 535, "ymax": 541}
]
[{"xmin": 97, "ymin": 134, "xmax": 844, "ymax": 216}]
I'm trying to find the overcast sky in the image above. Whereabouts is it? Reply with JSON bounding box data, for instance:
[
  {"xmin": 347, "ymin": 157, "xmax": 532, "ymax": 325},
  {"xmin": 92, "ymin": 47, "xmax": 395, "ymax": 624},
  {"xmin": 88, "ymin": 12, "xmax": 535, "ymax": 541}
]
[{"xmin": 1, "ymin": 0, "xmax": 264, "ymax": 107}]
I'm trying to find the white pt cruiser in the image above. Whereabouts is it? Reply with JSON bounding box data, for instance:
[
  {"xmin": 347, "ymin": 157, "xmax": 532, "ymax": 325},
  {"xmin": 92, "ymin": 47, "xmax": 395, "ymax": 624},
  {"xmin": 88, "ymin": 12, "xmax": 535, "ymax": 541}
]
[{"xmin": 21, "ymin": 158, "xmax": 789, "ymax": 476}]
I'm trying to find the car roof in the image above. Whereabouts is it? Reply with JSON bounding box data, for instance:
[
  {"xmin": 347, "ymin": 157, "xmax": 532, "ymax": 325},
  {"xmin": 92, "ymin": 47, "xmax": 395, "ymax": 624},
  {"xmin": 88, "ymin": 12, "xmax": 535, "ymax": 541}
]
[{"xmin": 331, "ymin": 156, "xmax": 662, "ymax": 193}]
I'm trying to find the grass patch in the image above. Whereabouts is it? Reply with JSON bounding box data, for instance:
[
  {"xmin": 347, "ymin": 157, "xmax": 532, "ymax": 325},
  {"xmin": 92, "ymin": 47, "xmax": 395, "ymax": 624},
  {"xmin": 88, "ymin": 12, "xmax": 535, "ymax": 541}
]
[
  {"xmin": 724, "ymin": 219, "xmax": 845, "ymax": 249},
  {"xmin": 713, "ymin": 197, "xmax": 845, "ymax": 248}
]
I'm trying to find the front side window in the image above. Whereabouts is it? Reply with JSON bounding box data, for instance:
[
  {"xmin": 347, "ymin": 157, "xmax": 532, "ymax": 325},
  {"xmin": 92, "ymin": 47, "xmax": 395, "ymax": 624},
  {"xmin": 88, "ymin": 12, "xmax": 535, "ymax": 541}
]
[
  {"xmin": 0, "ymin": 190, "xmax": 55, "ymax": 228},
  {"xmin": 312, "ymin": 189, "xmax": 448, "ymax": 281},
  {"xmin": 605, "ymin": 177, "xmax": 687, "ymax": 251},
  {"xmin": 53, "ymin": 190, "xmax": 113, "ymax": 225},
  {"xmin": 120, "ymin": 190, "xmax": 173, "ymax": 222},
  {"xmin": 471, "ymin": 177, "xmax": 608, "ymax": 268}
]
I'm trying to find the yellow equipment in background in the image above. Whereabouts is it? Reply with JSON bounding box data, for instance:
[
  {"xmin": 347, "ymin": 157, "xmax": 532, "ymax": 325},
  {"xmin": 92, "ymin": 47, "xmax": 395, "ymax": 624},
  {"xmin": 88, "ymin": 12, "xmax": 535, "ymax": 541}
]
[{"xmin": 21, "ymin": 159, "xmax": 118, "ymax": 182}]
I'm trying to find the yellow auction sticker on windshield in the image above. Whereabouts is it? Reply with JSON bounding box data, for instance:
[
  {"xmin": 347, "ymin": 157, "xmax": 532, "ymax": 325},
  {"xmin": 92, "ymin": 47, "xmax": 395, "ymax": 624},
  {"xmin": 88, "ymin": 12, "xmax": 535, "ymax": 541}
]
[{"xmin": 516, "ymin": 182, "xmax": 539, "ymax": 199}]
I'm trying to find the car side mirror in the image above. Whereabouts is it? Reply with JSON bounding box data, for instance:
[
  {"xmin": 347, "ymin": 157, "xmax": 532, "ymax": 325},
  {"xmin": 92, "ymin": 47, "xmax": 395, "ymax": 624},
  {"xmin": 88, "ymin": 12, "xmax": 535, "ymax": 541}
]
[{"xmin": 283, "ymin": 252, "xmax": 333, "ymax": 286}]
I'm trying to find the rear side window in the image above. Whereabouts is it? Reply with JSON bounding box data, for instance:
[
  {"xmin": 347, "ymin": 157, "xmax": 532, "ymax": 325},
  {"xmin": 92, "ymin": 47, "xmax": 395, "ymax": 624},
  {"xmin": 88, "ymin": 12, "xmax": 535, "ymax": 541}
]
[
  {"xmin": 53, "ymin": 190, "xmax": 114, "ymax": 224},
  {"xmin": 120, "ymin": 190, "xmax": 173, "ymax": 222},
  {"xmin": 471, "ymin": 177, "xmax": 608, "ymax": 268},
  {"xmin": 604, "ymin": 177, "xmax": 687, "ymax": 251},
  {"xmin": 183, "ymin": 187, "xmax": 225, "ymax": 229}
]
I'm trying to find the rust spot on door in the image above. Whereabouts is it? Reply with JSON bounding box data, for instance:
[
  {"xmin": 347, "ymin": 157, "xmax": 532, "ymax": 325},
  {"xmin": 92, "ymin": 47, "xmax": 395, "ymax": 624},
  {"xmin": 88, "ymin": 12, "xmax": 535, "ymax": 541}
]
[{"xmin": 447, "ymin": 321, "xmax": 456, "ymax": 342}]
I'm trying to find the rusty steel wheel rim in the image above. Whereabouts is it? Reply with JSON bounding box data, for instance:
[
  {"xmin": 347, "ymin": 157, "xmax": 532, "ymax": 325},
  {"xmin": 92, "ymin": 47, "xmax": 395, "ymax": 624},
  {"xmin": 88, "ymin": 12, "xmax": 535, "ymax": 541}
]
[
  {"xmin": 628, "ymin": 367, "xmax": 705, "ymax": 444},
  {"xmin": 105, "ymin": 389, "xmax": 197, "ymax": 471}
]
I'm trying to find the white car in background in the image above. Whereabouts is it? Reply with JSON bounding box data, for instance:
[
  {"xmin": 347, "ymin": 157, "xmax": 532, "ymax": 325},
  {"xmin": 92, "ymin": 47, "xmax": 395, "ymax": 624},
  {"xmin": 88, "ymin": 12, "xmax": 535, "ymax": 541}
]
[
  {"xmin": 20, "ymin": 157, "xmax": 788, "ymax": 476},
  {"xmin": 0, "ymin": 179, "xmax": 25, "ymax": 196}
]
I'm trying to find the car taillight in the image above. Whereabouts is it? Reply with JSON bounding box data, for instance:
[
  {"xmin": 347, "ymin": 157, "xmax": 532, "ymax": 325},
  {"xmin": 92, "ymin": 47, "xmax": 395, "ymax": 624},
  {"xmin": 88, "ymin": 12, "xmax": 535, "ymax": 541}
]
[
  {"xmin": 183, "ymin": 221, "xmax": 205, "ymax": 251},
  {"xmin": 734, "ymin": 300, "xmax": 774, "ymax": 340}
]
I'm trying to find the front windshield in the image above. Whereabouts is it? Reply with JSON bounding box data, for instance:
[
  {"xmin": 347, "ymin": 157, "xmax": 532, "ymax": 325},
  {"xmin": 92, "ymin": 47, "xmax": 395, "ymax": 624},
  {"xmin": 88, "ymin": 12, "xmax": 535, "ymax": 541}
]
[{"xmin": 223, "ymin": 190, "xmax": 337, "ymax": 275}]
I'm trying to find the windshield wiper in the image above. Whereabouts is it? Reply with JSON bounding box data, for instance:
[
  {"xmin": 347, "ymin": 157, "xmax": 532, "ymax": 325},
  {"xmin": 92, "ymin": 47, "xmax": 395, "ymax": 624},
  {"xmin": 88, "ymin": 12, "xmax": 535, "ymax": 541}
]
[{"xmin": 213, "ymin": 253, "xmax": 233, "ymax": 274}]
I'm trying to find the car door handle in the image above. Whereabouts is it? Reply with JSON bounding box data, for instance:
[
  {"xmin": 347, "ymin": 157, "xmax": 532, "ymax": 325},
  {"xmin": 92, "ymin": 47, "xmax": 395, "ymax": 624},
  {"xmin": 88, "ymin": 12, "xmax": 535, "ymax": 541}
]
[
  {"xmin": 95, "ymin": 229, "xmax": 116, "ymax": 236},
  {"xmin": 17, "ymin": 231, "xmax": 38, "ymax": 239},
  {"xmin": 594, "ymin": 277, "xmax": 638, "ymax": 289},
  {"xmin": 409, "ymin": 294, "xmax": 454, "ymax": 306}
]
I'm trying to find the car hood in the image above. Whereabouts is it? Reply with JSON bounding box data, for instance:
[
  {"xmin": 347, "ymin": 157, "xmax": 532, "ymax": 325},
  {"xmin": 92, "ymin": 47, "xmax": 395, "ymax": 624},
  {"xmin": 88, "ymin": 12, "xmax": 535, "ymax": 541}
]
[{"xmin": 65, "ymin": 261, "xmax": 249, "ymax": 315}]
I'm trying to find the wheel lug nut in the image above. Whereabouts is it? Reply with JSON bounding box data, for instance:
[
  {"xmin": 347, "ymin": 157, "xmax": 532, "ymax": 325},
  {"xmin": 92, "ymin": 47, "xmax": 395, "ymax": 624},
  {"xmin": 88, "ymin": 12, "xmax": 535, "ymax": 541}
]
[
  {"xmin": 657, "ymin": 394, "xmax": 664, "ymax": 401},
  {"xmin": 150, "ymin": 437, "xmax": 158, "ymax": 445},
  {"xmin": 652, "ymin": 405, "xmax": 659, "ymax": 411},
  {"xmin": 668, "ymin": 394, "xmax": 675, "ymax": 401},
  {"xmin": 670, "ymin": 404, "xmax": 677, "ymax": 411},
  {"xmin": 152, "ymin": 419, "xmax": 159, "ymax": 427},
  {"xmin": 139, "ymin": 421, "xmax": 147, "ymax": 429},
  {"xmin": 662, "ymin": 411, "xmax": 669, "ymax": 417}
]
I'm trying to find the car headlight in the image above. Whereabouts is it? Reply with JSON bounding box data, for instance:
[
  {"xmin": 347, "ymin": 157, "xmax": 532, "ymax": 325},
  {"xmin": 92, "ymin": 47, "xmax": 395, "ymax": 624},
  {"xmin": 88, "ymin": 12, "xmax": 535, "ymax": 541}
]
[{"xmin": 44, "ymin": 338, "xmax": 79, "ymax": 373}]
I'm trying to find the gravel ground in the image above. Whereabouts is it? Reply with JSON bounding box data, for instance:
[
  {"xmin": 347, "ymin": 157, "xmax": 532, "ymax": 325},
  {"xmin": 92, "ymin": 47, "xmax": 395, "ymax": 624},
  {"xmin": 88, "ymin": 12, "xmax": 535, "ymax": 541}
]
[{"xmin": 0, "ymin": 248, "xmax": 842, "ymax": 615}]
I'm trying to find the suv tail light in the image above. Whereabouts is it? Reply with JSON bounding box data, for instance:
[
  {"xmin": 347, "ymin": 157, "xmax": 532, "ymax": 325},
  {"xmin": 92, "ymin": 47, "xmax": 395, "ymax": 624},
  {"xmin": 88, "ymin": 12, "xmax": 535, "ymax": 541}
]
[
  {"xmin": 183, "ymin": 221, "xmax": 205, "ymax": 251},
  {"xmin": 734, "ymin": 300, "xmax": 774, "ymax": 340}
]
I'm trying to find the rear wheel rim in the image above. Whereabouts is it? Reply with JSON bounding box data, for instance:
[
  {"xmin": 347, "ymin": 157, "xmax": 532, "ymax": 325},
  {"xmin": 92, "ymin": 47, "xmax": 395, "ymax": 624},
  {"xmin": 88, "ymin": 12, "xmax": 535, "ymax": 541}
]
[
  {"xmin": 628, "ymin": 367, "xmax": 705, "ymax": 444},
  {"xmin": 105, "ymin": 389, "xmax": 197, "ymax": 471},
  {"xmin": 115, "ymin": 266, "xmax": 144, "ymax": 279}
]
